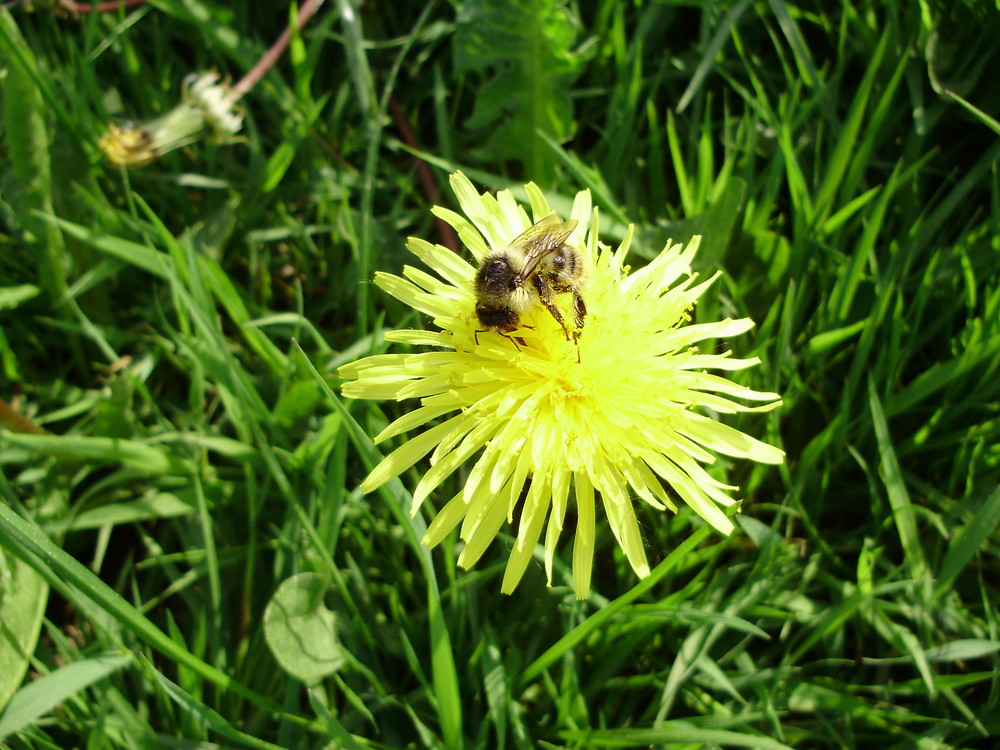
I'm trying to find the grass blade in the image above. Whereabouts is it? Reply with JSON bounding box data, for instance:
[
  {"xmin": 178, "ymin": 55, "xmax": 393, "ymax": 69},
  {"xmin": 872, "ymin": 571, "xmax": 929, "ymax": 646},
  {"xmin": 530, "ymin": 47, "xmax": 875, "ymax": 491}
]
[
  {"xmin": 868, "ymin": 379, "xmax": 927, "ymax": 585},
  {"xmin": 0, "ymin": 653, "xmax": 129, "ymax": 740},
  {"xmin": 934, "ymin": 484, "xmax": 1000, "ymax": 600}
]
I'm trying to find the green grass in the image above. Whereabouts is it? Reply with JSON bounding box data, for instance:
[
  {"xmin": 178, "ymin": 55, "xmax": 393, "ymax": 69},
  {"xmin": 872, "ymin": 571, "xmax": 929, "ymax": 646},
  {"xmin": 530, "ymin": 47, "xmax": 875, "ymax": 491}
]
[{"xmin": 1, "ymin": 0, "xmax": 999, "ymax": 748}]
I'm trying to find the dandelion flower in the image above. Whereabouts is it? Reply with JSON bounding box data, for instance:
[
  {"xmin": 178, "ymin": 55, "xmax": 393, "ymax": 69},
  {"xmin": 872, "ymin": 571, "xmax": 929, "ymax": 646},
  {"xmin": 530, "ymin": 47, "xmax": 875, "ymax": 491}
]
[
  {"xmin": 98, "ymin": 72, "xmax": 243, "ymax": 168},
  {"xmin": 340, "ymin": 172, "xmax": 784, "ymax": 598}
]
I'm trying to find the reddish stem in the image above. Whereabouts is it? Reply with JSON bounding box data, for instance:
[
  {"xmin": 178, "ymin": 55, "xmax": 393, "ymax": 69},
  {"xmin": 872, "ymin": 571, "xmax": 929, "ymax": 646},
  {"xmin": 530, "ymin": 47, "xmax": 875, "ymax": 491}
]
[
  {"xmin": 229, "ymin": 0, "xmax": 327, "ymax": 102},
  {"xmin": 57, "ymin": 0, "xmax": 147, "ymax": 12},
  {"xmin": 390, "ymin": 96, "xmax": 459, "ymax": 253}
]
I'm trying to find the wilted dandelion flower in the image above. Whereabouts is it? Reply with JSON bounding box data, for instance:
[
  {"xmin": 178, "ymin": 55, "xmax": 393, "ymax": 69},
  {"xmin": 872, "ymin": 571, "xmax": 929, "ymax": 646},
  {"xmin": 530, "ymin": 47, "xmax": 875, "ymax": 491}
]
[
  {"xmin": 340, "ymin": 172, "xmax": 784, "ymax": 598},
  {"xmin": 182, "ymin": 72, "xmax": 244, "ymax": 136},
  {"xmin": 98, "ymin": 72, "xmax": 243, "ymax": 168}
]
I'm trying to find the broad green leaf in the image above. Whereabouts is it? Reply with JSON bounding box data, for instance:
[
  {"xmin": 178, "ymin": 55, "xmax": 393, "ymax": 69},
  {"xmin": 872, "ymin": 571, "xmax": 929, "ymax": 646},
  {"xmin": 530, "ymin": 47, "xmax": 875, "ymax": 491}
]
[{"xmin": 263, "ymin": 573, "xmax": 345, "ymax": 686}]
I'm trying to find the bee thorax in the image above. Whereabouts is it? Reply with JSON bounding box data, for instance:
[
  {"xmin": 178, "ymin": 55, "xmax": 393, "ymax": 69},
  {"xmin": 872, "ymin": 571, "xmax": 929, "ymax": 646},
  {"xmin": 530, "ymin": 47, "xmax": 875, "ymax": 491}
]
[{"xmin": 475, "ymin": 255, "xmax": 517, "ymax": 293}]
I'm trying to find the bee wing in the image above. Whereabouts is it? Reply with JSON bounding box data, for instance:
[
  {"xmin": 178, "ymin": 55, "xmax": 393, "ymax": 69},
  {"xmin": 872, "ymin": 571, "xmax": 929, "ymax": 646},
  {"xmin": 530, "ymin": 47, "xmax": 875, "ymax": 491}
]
[{"xmin": 510, "ymin": 214, "xmax": 579, "ymax": 282}]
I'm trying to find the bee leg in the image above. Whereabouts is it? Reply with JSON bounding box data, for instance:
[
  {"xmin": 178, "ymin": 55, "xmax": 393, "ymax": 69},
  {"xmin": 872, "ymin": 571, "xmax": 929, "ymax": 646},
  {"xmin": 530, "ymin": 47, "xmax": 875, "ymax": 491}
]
[
  {"xmin": 549, "ymin": 280, "xmax": 587, "ymax": 332},
  {"xmin": 543, "ymin": 300, "xmax": 572, "ymax": 341},
  {"xmin": 569, "ymin": 323, "xmax": 582, "ymax": 363},
  {"xmin": 475, "ymin": 327, "xmax": 522, "ymax": 351},
  {"xmin": 500, "ymin": 331, "xmax": 523, "ymax": 351},
  {"xmin": 549, "ymin": 286, "xmax": 584, "ymax": 362},
  {"xmin": 510, "ymin": 325, "xmax": 533, "ymax": 350},
  {"xmin": 572, "ymin": 290, "xmax": 587, "ymax": 329},
  {"xmin": 532, "ymin": 274, "xmax": 572, "ymax": 341}
]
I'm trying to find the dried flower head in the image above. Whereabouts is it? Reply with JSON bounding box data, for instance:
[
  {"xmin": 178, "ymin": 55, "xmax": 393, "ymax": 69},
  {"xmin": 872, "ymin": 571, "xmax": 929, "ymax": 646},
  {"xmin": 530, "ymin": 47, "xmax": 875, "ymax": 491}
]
[
  {"xmin": 98, "ymin": 72, "xmax": 242, "ymax": 168},
  {"xmin": 181, "ymin": 72, "xmax": 244, "ymax": 138},
  {"xmin": 340, "ymin": 172, "xmax": 784, "ymax": 597}
]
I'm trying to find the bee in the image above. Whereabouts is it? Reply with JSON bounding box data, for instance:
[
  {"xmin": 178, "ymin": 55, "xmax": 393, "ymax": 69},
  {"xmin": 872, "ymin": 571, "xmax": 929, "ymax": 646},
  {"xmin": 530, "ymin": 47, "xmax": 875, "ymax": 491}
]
[{"xmin": 473, "ymin": 214, "xmax": 588, "ymax": 347}]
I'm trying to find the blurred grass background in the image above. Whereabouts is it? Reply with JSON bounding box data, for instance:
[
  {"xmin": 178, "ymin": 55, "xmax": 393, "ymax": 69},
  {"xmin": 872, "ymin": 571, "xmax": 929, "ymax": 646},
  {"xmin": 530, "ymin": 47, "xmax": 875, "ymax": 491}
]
[{"xmin": 1, "ymin": 0, "xmax": 998, "ymax": 747}]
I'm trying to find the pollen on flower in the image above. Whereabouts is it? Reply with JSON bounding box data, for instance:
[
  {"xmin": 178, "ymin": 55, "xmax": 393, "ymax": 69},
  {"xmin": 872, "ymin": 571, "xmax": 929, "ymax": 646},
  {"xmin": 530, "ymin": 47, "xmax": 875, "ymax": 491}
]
[
  {"xmin": 97, "ymin": 123, "xmax": 158, "ymax": 169},
  {"xmin": 339, "ymin": 171, "xmax": 785, "ymax": 598}
]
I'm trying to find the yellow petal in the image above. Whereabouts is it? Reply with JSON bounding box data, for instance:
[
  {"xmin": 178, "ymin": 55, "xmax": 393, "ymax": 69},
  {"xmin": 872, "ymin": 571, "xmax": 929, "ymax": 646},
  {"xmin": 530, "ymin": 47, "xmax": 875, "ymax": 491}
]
[
  {"xmin": 501, "ymin": 477, "xmax": 550, "ymax": 593},
  {"xmin": 572, "ymin": 472, "xmax": 596, "ymax": 600},
  {"xmin": 361, "ymin": 414, "xmax": 470, "ymax": 493}
]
